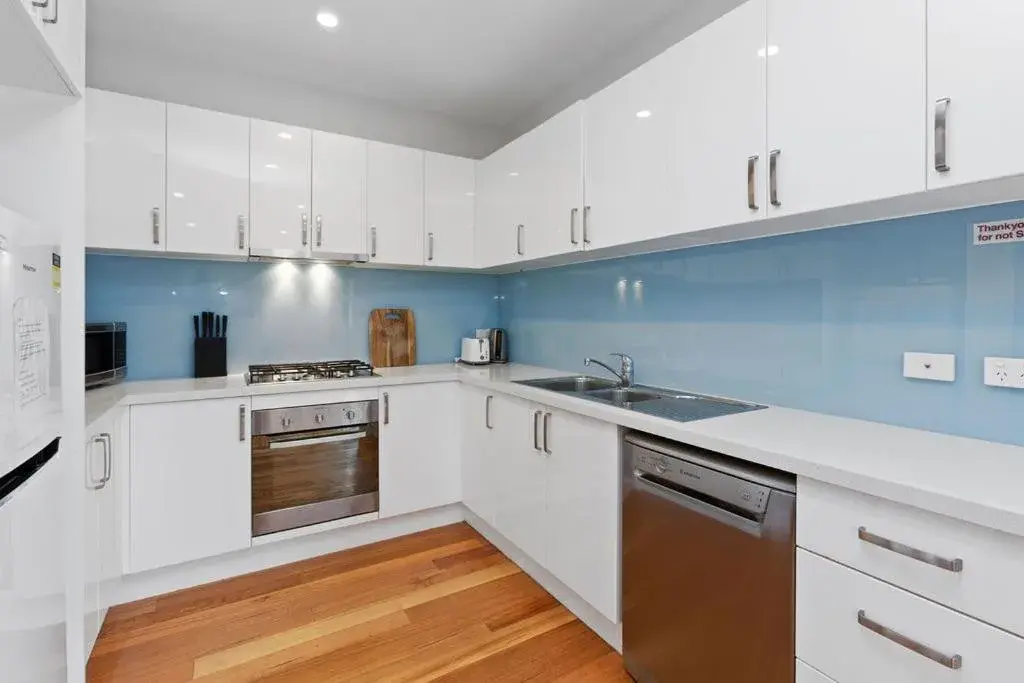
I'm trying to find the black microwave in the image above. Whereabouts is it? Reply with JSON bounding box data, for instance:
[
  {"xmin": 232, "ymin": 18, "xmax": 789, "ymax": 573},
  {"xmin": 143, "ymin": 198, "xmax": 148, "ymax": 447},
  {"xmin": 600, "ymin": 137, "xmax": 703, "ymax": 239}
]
[{"xmin": 86, "ymin": 322, "xmax": 127, "ymax": 388}]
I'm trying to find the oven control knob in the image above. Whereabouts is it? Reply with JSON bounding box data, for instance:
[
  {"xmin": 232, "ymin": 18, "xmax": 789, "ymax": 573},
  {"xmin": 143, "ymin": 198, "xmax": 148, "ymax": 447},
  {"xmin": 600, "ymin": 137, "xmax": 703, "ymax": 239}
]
[
  {"xmin": 315, "ymin": 414, "xmax": 325, "ymax": 424},
  {"xmin": 346, "ymin": 410, "xmax": 356, "ymax": 421}
]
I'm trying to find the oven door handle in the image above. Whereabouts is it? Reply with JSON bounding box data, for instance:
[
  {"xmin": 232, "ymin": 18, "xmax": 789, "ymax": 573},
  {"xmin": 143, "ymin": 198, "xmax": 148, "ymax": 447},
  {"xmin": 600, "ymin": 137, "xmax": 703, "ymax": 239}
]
[{"xmin": 267, "ymin": 432, "xmax": 367, "ymax": 450}]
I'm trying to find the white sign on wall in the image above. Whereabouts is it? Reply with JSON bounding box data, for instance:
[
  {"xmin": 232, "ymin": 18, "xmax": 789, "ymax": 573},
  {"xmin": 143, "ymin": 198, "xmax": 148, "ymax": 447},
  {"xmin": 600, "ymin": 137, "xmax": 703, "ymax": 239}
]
[{"xmin": 974, "ymin": 218, "xmax": 1024, "ymax": 246}]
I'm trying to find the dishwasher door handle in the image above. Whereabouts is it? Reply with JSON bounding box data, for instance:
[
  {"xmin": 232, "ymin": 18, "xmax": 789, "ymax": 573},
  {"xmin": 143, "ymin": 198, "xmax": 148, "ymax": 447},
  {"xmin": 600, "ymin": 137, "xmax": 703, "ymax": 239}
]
[{"xmin": 632, "ymin": 470, "xmax": 766, "ymax": 538}]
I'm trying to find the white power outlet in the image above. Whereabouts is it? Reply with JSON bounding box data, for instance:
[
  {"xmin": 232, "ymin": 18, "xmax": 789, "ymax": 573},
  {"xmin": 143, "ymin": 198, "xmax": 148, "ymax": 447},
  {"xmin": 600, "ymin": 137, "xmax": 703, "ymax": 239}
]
[
  {"xmin": 984, "ymin": 357, "xmax": 1024, "ymax": 389},
  {"xmin": 903, "ymin": 352, "xmax": 956, "ymax": 382}
]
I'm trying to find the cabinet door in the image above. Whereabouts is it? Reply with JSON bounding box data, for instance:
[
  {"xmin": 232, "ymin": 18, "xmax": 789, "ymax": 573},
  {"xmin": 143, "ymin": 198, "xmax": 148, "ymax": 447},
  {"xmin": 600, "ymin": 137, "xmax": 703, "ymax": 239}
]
[
  {"xmin": 249, "ymin": 118, "xmax": 312, "ymax": 257},
  {"xmin": 86, "ymin": 89, "xmax": 167, "ymax": 251},
  {"xmin": 96, "ymin": 410, "xmax": 123, "ymax": 614},
  {"xmin": 674, "ymin": 1, "xmax": 767, "ymax": 231},
  {"xmin": 518, "ymin": 102, "xmax": 584, "ymax": 259},
  {"xmin": 129, "ymin": 398, "xmax": 251, "ymax": 573},
  {"xmin": 379, "ymin": 383, "xmax": 460, "ymax": 518},
  {"xmin": 166, "ymin": 104, "xmax": 250, "ymax": 257},
  {"xmin": 928, "ymin": 0, "xmax": 1024, "ymax": 188},
  {"xmin": 425, "ymin": 152, "xmax": 476, "ymax": 268},
  {"xmin": 585, "ymin": 49, "xmax": 682, "ymax": 250},
  {"xmin": 475, "ymin": 143, "xmax": 523, "ymax": 267},
  {"xmin": 312, "ymin": 131, "xmax": 366, "ymax": 258},
  {"xmin": 493, "ymin": 400, "xmax": 547, "ymax": 566},
  {"xmin": 367, "ymin": 142, "xmax": 424, "ymax": 266},
  {"xmin": 543, "ymin": 408, "xmax": 620, "ymax": 622},
  {"xmin": 766, "ymin": 0, "xmax": 925, "ymax": 215},
  {"xmin": 82, "ymin": 432, "xmax": 104, "ymax": 655}
]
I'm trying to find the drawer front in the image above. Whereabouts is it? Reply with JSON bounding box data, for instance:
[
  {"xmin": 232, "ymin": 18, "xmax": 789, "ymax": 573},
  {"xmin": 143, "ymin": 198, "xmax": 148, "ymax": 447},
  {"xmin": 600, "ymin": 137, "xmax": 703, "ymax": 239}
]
[
  {"xmin": 798, "ymin": 550, "xmax": 1024, "ymax": 683},
  {"xmin": 797, "ymin": 660, "xmax": 837, "ymax": 683},
  {"xmin": 797, "ymin": 478, "xmax": 1024, "ymax": 636}
]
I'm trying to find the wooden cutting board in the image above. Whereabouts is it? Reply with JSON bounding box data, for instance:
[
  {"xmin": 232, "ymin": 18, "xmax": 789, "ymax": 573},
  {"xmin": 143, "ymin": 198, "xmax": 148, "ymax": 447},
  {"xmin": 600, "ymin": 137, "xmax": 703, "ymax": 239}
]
[{"xmin": 369, "ymin": 308, "xmax": 417, "ymax": 368}]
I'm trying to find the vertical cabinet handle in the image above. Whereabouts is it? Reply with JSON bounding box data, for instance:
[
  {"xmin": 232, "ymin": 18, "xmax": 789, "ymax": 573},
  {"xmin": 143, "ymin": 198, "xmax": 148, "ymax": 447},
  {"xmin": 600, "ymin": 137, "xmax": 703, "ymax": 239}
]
[
  {"xmin": 427, "ymin": 232, "xmax": 435, "ymax": 262},
  {"xmin": 238, "ymin": 405, "xmax": 247, "ymax": 442},
  {"xmin": 569, "ymin": 208, "xmax": 579, "ymax": 245},
  {"xmin": 237, "ymin": 215, "xmax": 246, "ymax": 250},
  {"xmin": 99, "ymin": 433, "xmax": 112, "ymax": 484},
  {"xmin": 86, "ymin": 436, "xmax": 104, "ymax": 490},
  {"xmin": 516, "ymin": 224, "xmax": 525, "ymax": 256},
  {"xmin": 35, "ymin": 0, "xmax": 58, "ymax": 24},
  {"xmin": 301, "ymin": 214, "xmax": 309, "ymax": 246},
  {"xmin": 370, "ymin": 227, "xmax": 378, "ymax": 258},
  {"xmin": 769, "ymin": 149, "xmax": 782, "ymax": 208},
  {"xmin": 532, "ymin": 410, "xmax": 542, "ymax": 450},
  {"xmin": 485, "ymin": 395, "xmax": 493, "ymax": 430},
  {"xmin": 382, "ymin": 392, "xmax": 390, "ymax": 425},
  {"xmin": 582, "ymin": 206, "xmax": 591, "ymax": 245},
  {"xmin": 152, "ymin": 207, "xmax": 161, "ymax": 245},
  {"xmin": 542, "ymin": 413, "xmax": 552, "ymax": 455},
  {"xmin": 935, "ymin": 97, "xmax": 951, "ymax": 173},
  {"xmin": 857, "ymin": 611, "xmax": 962, "ymax": 670},
  {"xmin": 747, "ymin": 155, "xmax": 760, "ymax": 211},
  {"xmin": 315, "ymin": 215, "xmax": 323, "ymax": 248}
]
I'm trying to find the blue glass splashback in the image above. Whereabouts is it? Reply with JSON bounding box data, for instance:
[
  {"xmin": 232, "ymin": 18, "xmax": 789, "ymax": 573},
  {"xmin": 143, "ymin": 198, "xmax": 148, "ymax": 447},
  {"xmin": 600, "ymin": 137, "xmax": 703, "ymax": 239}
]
[
  {"xmin": 499, "ymin": 201, "xmax": 1024, "ymax": 445},
  {"xmin": 86, "ymin": 255, "xmax": 499, "ymax": 380}
]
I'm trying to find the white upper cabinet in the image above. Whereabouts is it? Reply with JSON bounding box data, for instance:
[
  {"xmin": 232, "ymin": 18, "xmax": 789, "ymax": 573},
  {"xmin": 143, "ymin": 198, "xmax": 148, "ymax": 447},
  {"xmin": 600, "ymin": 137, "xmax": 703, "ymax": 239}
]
[
  {"xmin": 425, "ymin": 152, "xmax": 476, "ymax": 268},
  {"xmin": 249, "ymin": 118, "xmax": 312, "ymax": 257},
  {"xmin": 367, "ymin": 141, "xmax": 425, "ymax": 266},
  {"xmin": 766, "ymin": 0, "xmax": 926, "ymax": 215},
  {"xmin": 86, "ymin": 89, "xmax": 168, "ymax": 252},
  {"xmin": 673, "ymin": 0, "xmax": 767, "ymax": 232},
  {"xmin": 165, "ymin": 104, "xmax": 251, "ymax": 257},
  {"xmin": 927, "ymin": 0, "xmax": 1024, "ymax": 189},
  {"xmin": 312, "ymin": 131, "xmax": 367, "ymax": 258},
  {"xmin": 0, "ymin": 0, "xmax": 83, "ymax": 95},
  {"xmin": 475, "ymin": 141, "xmax": 526, "ymax": 267},
  {"xmin": 517, "ymin": 102, "xmax": 585, "ymax": 259},
  {"xmin": 584, "ymin": 48, "xmax": 682, "ymax": 250}
]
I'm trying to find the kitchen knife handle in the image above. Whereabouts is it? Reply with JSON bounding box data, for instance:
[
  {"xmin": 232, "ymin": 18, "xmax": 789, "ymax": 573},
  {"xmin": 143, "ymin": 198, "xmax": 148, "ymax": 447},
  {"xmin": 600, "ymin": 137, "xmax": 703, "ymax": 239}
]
[
  {"xmin": 193, "ymin": 315, "xmax": 200, "ymax": 339},
  {"xmin": 222, "ymin": 316, "xmax": 228, "ymax": 338},
  {"xmin": 215, "ymin": 316, "xmax": 221, "ymax": 338}
]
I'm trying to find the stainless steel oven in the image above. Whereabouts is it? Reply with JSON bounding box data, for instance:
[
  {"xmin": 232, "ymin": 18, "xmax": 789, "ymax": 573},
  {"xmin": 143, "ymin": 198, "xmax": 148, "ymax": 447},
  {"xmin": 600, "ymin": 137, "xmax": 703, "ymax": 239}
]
[
  {"xmin": 251, "ymin": 399, "xmax": 379, "ymax": 537},
  {"xmin": 85, "ymin": 322, "xmax": 126, "ymax": 388}
]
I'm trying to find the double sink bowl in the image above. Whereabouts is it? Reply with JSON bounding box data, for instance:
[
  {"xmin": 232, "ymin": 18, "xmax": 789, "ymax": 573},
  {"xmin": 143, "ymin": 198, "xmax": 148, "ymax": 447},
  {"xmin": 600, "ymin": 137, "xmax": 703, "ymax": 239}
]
[{"xmin": 513, "ymin": 376, "xmax": 766, "ymax": 424}]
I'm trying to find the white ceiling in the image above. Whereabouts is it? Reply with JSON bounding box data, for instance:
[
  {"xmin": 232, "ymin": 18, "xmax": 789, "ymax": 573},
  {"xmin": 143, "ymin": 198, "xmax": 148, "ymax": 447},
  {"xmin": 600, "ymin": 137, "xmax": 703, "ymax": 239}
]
[{"xmin": 87, "ymin": 0, "xmax": 692, "ymax": 132}]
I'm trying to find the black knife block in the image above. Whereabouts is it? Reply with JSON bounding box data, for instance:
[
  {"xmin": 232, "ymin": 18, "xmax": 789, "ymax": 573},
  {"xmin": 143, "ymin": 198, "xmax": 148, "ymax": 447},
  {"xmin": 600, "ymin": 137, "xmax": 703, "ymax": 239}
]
[{"xmin": 194, "ymin": 338, "xmax": 227, "ymax": 378}]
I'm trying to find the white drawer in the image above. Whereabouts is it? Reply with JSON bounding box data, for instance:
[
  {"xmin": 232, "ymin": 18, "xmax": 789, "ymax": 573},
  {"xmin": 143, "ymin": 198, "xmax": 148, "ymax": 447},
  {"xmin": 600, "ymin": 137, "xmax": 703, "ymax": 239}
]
[
  {"xmin": 798, "ymin": 550, "xmax": 1024, "ymax": 683},
  {"xmin": 797, "ymin": 478, "xmax": 1024, "ymax": 636},
  {"xmin": 797, "ymin": 660, "xmax": 837, "ymax": 683}
]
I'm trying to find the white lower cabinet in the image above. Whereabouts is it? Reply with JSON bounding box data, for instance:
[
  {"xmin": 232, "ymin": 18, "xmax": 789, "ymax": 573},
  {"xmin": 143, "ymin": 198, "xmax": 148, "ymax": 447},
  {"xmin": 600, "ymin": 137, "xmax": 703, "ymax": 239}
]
[
  {"xmin": 796, "ymin": 660, "xmax": 836, "ymax": 683},
  {"xmin": 378, "ymin": 383, "xmax": 461, "ymax": 518},
  {"xmin": 129, "ymin": 398, "xmax": 252, "ymax": 573},
  {"xmin": 797, "ymin": 549, "xmax": 1024, "ymax": 683}
]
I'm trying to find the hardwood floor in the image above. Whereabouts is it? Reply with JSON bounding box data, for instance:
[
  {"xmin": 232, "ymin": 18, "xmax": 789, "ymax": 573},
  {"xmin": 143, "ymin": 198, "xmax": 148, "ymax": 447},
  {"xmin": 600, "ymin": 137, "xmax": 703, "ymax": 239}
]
[{"xmin": 88, "ymin": 523, "xmax": 632, "ymax": 682}]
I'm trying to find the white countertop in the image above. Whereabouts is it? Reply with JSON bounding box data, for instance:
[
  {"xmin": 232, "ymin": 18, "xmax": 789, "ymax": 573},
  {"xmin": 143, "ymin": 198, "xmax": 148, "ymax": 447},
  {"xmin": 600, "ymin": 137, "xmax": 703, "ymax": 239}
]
[{"xmin": 86, "ymin": 363, "xmax": 1024, "ymax": 538}]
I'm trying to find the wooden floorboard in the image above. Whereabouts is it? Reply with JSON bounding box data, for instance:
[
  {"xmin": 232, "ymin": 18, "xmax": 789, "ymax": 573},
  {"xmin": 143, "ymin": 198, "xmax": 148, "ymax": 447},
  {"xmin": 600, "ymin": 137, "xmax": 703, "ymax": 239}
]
[{"xmin": 88, "ymin": 523, "xmax": 631, "ymax": 683}]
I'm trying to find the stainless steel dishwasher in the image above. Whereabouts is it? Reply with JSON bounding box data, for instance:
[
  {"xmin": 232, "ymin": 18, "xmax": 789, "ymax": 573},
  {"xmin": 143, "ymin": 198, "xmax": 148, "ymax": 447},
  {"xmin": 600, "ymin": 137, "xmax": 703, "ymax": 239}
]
[{"xmin": 622, "ymin": 432, "xmax": 796, "ymax": 683}]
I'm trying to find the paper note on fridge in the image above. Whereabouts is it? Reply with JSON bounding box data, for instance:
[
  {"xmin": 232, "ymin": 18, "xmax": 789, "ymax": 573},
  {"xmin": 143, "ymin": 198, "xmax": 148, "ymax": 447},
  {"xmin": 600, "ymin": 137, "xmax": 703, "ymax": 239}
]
[{"xmin": 14, "ymin": 297, "xmax": 49, "ymax": 411}]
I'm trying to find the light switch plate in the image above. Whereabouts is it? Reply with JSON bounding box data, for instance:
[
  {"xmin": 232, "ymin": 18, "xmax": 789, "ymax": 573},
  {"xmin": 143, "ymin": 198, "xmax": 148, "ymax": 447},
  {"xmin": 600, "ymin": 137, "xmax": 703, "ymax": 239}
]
[
  {"xmin": 903, "ymin": 352, "xmax": 956, "ymax": 382},
  {"xmin": 984, "ymin": 357, "xmax": 1024, "ymax": 389}
]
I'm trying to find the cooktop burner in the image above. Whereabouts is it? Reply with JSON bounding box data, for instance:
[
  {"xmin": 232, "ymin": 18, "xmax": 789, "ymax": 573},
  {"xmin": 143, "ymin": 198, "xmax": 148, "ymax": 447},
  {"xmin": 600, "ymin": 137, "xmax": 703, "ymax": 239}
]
[{"xmin": 246, "ymin": 360, "xmax": 377, "ymax": 385}]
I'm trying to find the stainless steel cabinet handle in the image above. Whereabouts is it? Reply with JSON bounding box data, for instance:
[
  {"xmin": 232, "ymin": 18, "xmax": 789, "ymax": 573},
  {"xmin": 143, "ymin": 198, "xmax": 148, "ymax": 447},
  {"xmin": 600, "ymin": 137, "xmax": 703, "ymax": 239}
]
[
  {"xmin": 935, "ymin": 97, "xmax": 951, "ymax": 173},
  {"xmin": 570, "ymin": 207, "xmax": 579, "ymax": 245},
  {"xmin": 301, "ymin": 213, "xmax": 309, "ymax": 246},
  {"xmin": 370, "ymin": 227, "xmax": 378, "ymax": 258},
  {"xmin": 238, "ymin": 405, "xmax": 247, "ymax": 442},
  {"xmin": 485, "ymin": 395, "xmax": 493, "ymax": 430},
  {"xmin": 516, "ymin": 224, "xmax": 525, "ymax": 256},
  {"xmin": 237, "ymin": 215, "xmax": 246, "ymax": 250},
  {"xmin": 86, "ymin": 436, "xmax": 104, "ymax": 490},
  {"xmin": 747, "ymin": 155, "xmax": 760, "ymax": 211},
  {"xmin": 32, "ymin": 0, "xmax": 49, "ymax": 7},
  {"xmin": 857, "ymin": 610, "xmax": 962, "ymax": 670},
  {"xmin": 769, "ymin": 149, "xmax": 781, "ymax": 208},
  {"xmin": 532, "ymin": 410, "xmax": 542, "ymax": 450},
  {"xmin": 542, "ymin": 412, "xmax": 552, "ymax": 455},
  {"xmin": 858, "ymin": 527, "xmax": 963, "ymax": 572},
  {"xmin": 315, "ymin": 215, "xmax": 323, "ymax": 248},
  {"xmin": 427, "ymin": 232, "xmax": 435, "ymax": 262},
  {"xmin": 99, "ymin": 433, "xmax": 112, "ymax": 484},
  {"xmin": 383, "ymin": 392, "xmax": 390, "ymax": 425},
  {"xmin": 35, "ymin": 0, "xmax": 57, "ymax": 24},
  {"xmin": 152, "ymin": 207, "xmax": 161, "ymax": 245},
  {"xmin": 582, "ymin": 206, "xmax": 591, "ymax": 245}
]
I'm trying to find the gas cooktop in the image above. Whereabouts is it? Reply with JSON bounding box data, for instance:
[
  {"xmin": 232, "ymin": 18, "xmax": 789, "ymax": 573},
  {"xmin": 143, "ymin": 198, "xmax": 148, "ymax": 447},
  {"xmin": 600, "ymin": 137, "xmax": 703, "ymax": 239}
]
[{"xmin": 245, "ymin": 360, "xmax": 377, "ymax": 385}]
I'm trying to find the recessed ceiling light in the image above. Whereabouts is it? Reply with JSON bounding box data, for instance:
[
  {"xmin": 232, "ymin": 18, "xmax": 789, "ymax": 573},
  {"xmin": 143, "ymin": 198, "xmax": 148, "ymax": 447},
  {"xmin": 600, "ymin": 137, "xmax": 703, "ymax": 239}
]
[
  {"xmin": 278, "ymin": 132, "xmax": 293, "ymax": 140},
  {"xmin": 636, "ymin": 110, "xmax": 652, "ymax": 119},
  {"xmin": 265, "ymin": 163, "xmax": 279, "ymax": 169},
  {"xmin": 317, "ymin": 10, "xmax": 340, "ymax": 29}
]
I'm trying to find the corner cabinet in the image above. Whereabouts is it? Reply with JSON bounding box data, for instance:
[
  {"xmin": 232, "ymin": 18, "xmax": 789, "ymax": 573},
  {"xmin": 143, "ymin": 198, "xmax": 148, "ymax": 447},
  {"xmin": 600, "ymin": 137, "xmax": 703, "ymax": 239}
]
[
  {"xmin": 128, "ymin": 398, "xmax": 252, "ymax": 574},
  {"xmin": 378, "ymin": 383, "xmax": 461, "ymax": 518}
]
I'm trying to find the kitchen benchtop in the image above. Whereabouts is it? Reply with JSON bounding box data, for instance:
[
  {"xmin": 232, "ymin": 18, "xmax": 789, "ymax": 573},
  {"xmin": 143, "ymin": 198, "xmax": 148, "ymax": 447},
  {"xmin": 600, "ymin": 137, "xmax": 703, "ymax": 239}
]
[{"xmin": 87, "ymin": 363, "xmax": 1024, "ymax": 538}]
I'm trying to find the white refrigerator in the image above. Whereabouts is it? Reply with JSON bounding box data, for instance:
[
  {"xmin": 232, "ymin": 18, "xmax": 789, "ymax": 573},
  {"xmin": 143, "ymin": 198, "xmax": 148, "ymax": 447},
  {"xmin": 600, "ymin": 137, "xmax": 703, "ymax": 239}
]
[{"xmin": 0, "ymin": 203, "xmax": 66, "ymax": 682}]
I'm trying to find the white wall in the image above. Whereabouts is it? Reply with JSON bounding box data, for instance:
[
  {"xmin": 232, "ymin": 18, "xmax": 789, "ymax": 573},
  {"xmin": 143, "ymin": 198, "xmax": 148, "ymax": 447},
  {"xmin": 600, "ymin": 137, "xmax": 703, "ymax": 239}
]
[{"xmin": 87, "ymin": 43, "xmax": 506, "ymax": 159}]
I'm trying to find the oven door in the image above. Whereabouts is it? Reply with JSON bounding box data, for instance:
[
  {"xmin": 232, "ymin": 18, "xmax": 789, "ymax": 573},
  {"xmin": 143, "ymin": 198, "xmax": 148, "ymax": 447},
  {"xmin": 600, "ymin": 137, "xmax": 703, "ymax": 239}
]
[{"xmin": 251, "ymin": 423, "xmax": 379, "ymax": 537}]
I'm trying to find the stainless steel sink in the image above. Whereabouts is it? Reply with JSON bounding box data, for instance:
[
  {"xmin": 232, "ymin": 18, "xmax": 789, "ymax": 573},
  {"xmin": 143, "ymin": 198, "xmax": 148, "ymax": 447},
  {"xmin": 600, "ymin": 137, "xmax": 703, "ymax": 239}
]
[
  {"xmin": 516, "ymin": 376, "xmax": 619, "ymax": 393},
  {"xmin": 585, "ymin": 388, "xmax": 663, "ymax": 406}
]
